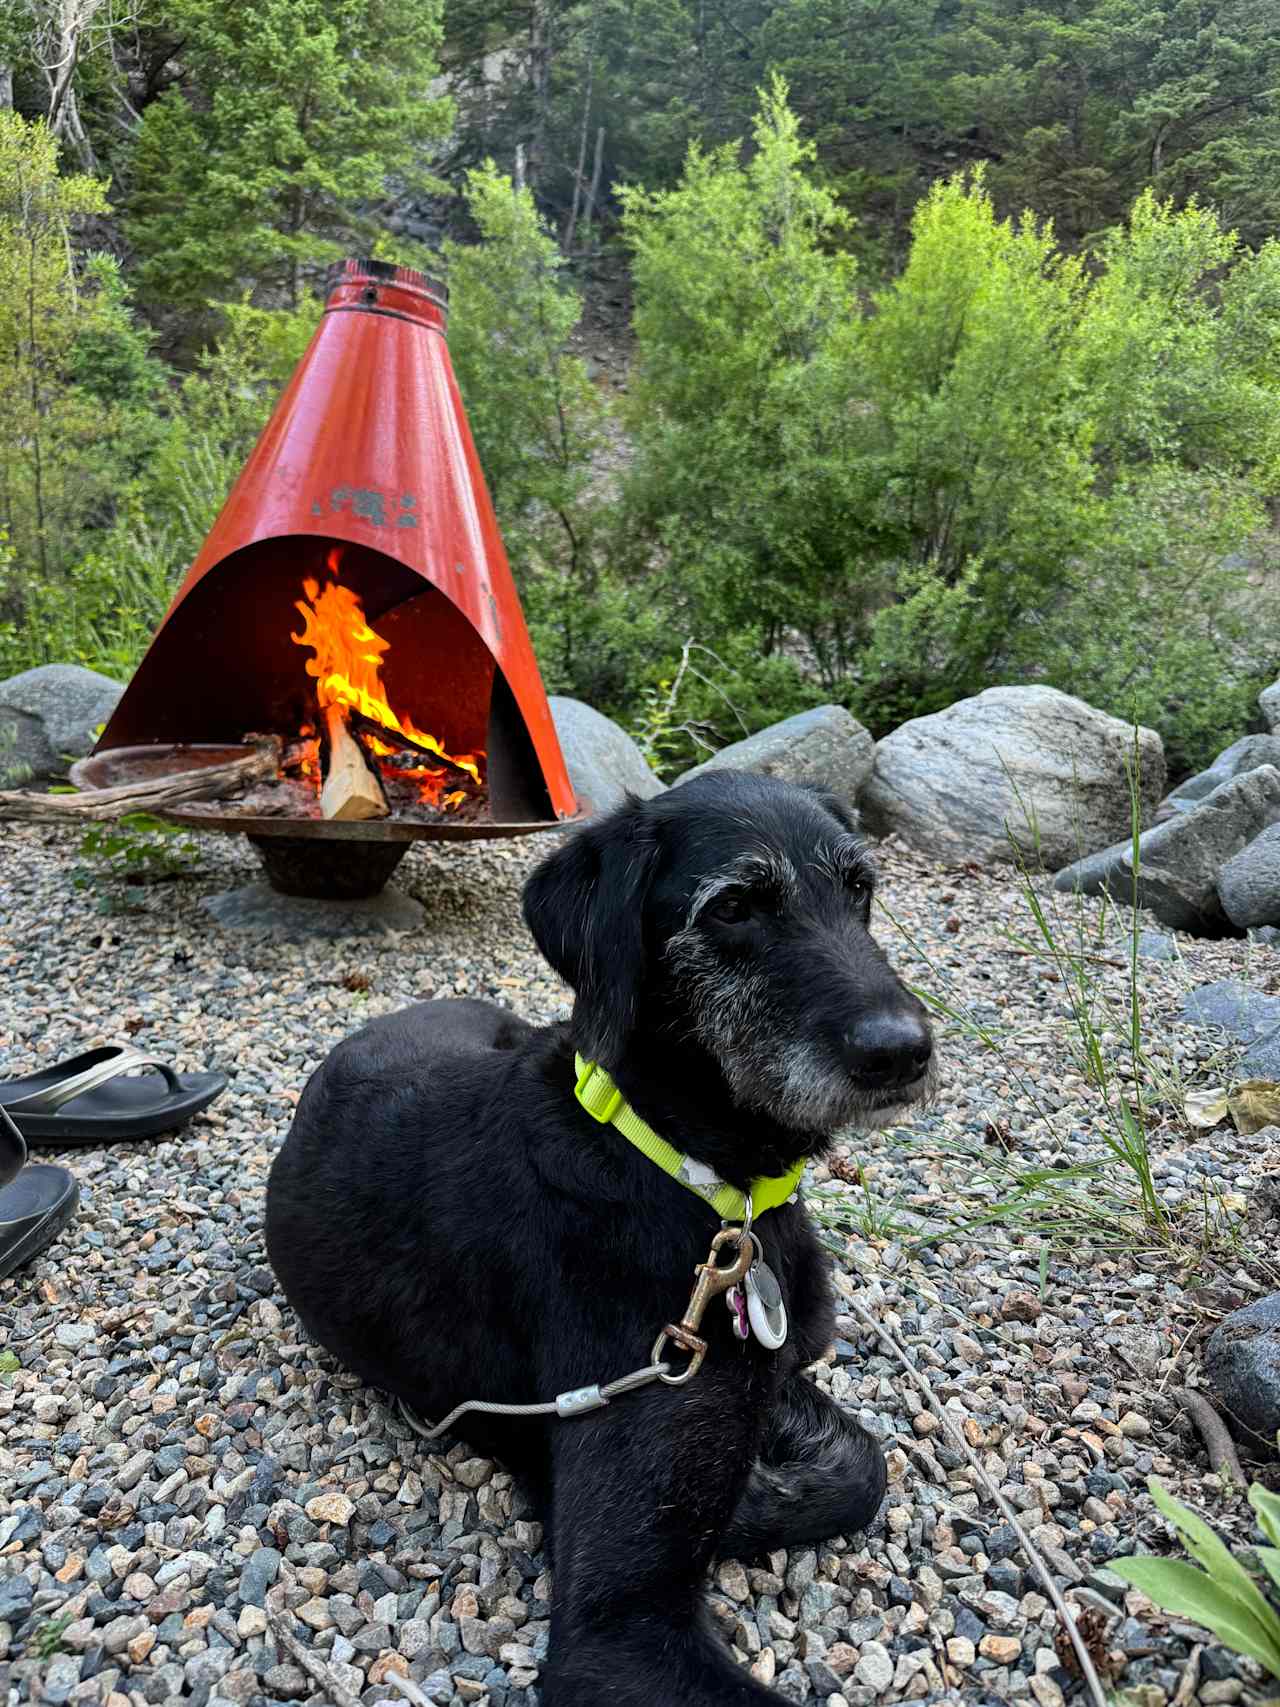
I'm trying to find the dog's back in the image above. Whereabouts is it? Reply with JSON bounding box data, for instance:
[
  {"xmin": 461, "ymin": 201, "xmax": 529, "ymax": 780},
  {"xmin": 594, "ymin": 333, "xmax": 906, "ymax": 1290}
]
[{"xmin": 266, "ymin": 998, "xmax": 541, "ymax": 1424}]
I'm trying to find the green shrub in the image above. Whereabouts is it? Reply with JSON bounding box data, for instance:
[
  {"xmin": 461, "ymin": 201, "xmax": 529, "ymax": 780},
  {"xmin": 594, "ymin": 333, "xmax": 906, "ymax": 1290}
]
[{"xmin": 1111, "ymin": 1477, "xmax": 1280, "ymax": 1681}]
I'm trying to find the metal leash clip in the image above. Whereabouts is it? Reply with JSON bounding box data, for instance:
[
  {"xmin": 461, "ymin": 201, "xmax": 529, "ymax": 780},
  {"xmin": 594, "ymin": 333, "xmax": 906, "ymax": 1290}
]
[{"xmin": 652, "ymin": 1226, "xmax": 753, "ymax": 1385}]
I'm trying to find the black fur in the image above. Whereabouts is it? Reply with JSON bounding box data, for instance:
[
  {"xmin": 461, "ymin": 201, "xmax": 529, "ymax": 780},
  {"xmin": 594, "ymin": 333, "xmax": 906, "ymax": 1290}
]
[{"xmin": 266, "ymin": 771, "xmax": 934, "ymax": 1705}]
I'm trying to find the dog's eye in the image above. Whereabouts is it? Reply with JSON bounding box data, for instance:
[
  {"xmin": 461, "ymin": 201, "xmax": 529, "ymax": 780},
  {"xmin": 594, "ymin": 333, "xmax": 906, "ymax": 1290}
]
[
  {"xmin": 706, "ymin": 891, "xmax": 752, "ymax": 925},
  {"xmin": 846, "ymin": 878, "xmax": 871, "ymax": 907}
]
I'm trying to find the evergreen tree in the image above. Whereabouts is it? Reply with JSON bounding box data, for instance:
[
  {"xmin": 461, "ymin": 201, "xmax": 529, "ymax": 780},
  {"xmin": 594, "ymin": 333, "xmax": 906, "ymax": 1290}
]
[{"xmin": 126, "ymin": 0, "xmax": 451, "ymax": 314}]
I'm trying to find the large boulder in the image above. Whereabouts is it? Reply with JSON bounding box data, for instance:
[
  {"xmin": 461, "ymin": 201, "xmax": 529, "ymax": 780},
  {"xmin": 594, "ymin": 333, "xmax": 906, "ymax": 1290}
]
[
  {"xmin": 0, "ymin": 664, "xmax": 124, "ymax": 782},
  {"xmin": 1203, "ymin": 1293, "xmax": 1280, "ymax": 1453},
  {"xmin": 674, "ymin": 706, "xmax": 874, "ymax": 811},
  {"xmin": 549, "ymin": 697, "xmax": 665, "ymax": 818},
  {"xmin": 1159, "ymin": 732, "xmax": 1280, "ymax": 817},
  {"xmin": 1217, "ymin": 822, "xmax": 1280, "ymax": 928},
  {"xmin": 1260, "ymin": 676, "xmax": 1280, "ymax": 733},
  {"xmin": 859, "ymin": 686, "xmax": 1164, "ymax": 870},
  {"xmin": 1181, "ymin": 979, "xmax": 1280, "ymax": 1077},
  {"xmin": 1054, "ymin": 765, "xmax": 1280, "ymax": 933}
]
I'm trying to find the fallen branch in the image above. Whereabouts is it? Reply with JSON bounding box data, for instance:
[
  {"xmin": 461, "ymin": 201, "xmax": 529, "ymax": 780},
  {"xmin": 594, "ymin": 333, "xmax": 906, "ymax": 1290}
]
[
  {"xmin": 829, "ymin": 1262, "xmax": 1109, "ymax": 1707},
  {"xmin": 1172, "ymin": 1387, "xmax": 1246, "ymax": 1486},
  {"xmin": 266, "ymin": 1600, "xmax": 362, "ymax": 1707},
  {"xmin": 0, "ymin": 737, "xmax": 281, "ymax": 823}
]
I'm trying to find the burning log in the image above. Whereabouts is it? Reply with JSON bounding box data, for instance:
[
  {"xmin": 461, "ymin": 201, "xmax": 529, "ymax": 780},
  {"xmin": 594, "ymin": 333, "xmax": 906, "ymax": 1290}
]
[
  {"xmin": 320, "ymin": 706, "xmax": 389, "ymax": 822},
  {"xmin": 0, "ymin": 737, "xmax": 282, "ymax": 823},
  {"xmin": 347, "ymin": 710, "xmax": 478, "ymax": 782}
]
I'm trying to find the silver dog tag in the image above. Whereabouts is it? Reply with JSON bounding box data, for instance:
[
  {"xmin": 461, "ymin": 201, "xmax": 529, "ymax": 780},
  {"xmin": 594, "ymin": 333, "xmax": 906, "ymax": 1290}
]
[{"xmin": 744, "ymin": 1249, "xmax": 787, "ymax": 1351}]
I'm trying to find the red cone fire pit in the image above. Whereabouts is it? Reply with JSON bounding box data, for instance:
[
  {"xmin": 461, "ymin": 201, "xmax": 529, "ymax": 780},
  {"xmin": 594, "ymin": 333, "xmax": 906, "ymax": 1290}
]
[{"xmin": 71, "ymin": 260, "xmax": 581, "ymax": 898}]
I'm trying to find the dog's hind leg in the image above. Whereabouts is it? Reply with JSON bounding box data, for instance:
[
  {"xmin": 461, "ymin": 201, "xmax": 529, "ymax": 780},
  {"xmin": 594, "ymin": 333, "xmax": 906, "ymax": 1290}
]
[
  {"xmin": 540, "ymin": 1385, "xmax": 787, "ymax": 1706},
  {"xmin": 719, "ymin": 1374, "xmax": 887, "ymax": 1557}
]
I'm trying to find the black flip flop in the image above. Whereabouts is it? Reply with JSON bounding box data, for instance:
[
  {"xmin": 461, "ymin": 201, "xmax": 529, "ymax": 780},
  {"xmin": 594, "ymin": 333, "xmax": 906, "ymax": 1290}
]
[
  {"xmin": 0, "ymin": 1046, "xmax": 227, "ymax": 1145},
  {"xmin": 0, "ymin": 1108, "xmax": 78, "ymax": 1281}
]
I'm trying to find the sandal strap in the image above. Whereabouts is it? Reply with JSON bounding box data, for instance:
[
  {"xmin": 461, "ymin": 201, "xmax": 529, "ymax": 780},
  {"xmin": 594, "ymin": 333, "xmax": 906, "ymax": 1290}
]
[{"xmin": 6, "ymin": 1047, "xmax": 182, "ymax": 1115}]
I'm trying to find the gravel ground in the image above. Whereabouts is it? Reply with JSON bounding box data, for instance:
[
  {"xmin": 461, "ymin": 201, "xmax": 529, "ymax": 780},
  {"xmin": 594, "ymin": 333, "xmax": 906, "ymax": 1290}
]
[{"xmin": 1, "ymin": 821, "xmax": 1278, "ymax": 1707}]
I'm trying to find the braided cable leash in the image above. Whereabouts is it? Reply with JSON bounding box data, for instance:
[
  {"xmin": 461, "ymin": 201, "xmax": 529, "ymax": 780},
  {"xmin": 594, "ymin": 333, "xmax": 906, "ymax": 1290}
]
[
  {"xmin": 398, "ymin": 1359, "xmax": 674, "ymax": 1441},
  {"xmin": 397, "ymin": 1225, "xmax": 754, "ymax": 1440}
]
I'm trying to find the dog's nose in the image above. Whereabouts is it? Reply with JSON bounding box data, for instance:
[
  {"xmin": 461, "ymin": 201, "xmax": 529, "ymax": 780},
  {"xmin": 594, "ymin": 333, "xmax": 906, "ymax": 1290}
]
[{"xmin": 844, "ymin": 1010, "xmax": 933, "ymax": 1089}]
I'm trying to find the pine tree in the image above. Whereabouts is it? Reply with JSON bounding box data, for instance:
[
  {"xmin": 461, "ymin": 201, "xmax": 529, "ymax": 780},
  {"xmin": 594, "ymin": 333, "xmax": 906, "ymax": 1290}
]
[{"xmin": 126, "ymin": 0, "xmax": 451, "ymax": 314}]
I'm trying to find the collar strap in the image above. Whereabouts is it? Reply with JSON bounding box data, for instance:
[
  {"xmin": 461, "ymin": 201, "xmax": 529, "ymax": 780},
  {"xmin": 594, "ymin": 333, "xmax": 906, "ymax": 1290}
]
[{"xmin": 574, "ymin": 1055, "xmax": 805, "ymax": 1221}]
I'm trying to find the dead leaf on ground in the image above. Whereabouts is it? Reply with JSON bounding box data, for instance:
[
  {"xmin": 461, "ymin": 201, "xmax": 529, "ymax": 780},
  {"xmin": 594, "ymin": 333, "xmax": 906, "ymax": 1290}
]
[
  {"xmin": 1227, "ymin": 1079, "xmax": 1280, "ymax": 1135},
  {"xmin": 1056, "ymin": 1606, "xmax": 1125, "ymax": 1682},
  {"xmin": 1184, "ymin": 1086, "xmax": 1230, "ymax": 1129}
]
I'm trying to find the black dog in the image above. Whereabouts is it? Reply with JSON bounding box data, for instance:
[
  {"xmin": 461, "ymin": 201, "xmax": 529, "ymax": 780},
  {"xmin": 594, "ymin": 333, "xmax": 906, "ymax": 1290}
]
[{"xmin": 266, "ymin": 771, "xmax": 935, "ymax": 1705}]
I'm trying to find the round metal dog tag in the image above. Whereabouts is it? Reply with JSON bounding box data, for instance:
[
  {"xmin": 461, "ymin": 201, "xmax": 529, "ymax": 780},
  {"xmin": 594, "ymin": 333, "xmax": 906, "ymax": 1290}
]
[{"xmin": 745, "ymin": 1259, "xmax": 787, "ymax": 1351}]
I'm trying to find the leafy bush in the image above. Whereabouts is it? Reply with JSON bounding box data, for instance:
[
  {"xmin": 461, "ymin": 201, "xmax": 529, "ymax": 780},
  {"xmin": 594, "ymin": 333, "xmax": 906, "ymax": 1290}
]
[
  {"xmin": 0, "ymin": 114, "xmax": 162, "ymax": 654},
  {"xmin": 621, "ymin": 108, "xmax": 1280, "ymax": 767}
]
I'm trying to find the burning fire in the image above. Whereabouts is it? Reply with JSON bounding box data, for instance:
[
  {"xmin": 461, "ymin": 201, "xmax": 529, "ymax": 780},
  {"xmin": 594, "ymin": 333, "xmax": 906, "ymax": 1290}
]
[{"xmin": 291, "ymin": 547, "xmax": 481, "ymax": 808}]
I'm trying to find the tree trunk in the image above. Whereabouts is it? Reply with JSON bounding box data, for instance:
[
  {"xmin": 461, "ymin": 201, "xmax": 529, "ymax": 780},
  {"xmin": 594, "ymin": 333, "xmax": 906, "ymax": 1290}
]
[{"xmin": 584, "ymin": 124, "xmax": 605, "ymax": 240}]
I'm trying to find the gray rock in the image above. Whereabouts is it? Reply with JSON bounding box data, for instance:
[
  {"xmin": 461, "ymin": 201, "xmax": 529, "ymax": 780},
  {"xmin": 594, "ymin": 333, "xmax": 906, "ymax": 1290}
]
[
  {"xmin": 238, "ymin": 1547, "xmax": 281, "ymax": 1608},
  {"xmin": 54, "ymin": 1321, "xmax": 96, "ymax": 1351},
  {"xmin": 860, "ymin": 686, "xmax": 1164, "ymax": 870},
  {"xmin": 1136, "ymin": 930, "xmax": 1177, "ymax": 961},
  {"xmin": 1260, "ymin": 677, "xmax": 1280, "ymax": 733},
  {"xmin": 1217, "ymin": 821, "xmax": 1280, "ymax": 928},
  {"xmin": 1055, "ymin": 766, "xmax": 1280, "ymax": 933},
  {"xmin": 0, "ymin": 664, "xmax": 123, "ymax": 781},
  {"xmin": 202, "ymin": 883, "xmax": 425, "ymax": 937},
  {"xmin": 1181, "ymin": 979, "xmax": 1280, "ymax": 1077},
  {"xmin": 1052, "ymin": 838, "xmax": 1131, "ymax": 899},
  {"xmin": 1160, "ymin": 734, "xmax": 1280, "ymax": 819},
  {"xmin": 548, "ymin": 696, "xmax": 665, "ymax": 818},
  {"xmin": 0, "ymin": 1575, "xmax": 33, "ymax": 1620},
  {"xmin": 1203, "ymin": 1292, "xmax": 1280, "ymax": 1451},
  {"xmin": 674, "ymin": 706, "xmax": 874, "ymax": 811}
]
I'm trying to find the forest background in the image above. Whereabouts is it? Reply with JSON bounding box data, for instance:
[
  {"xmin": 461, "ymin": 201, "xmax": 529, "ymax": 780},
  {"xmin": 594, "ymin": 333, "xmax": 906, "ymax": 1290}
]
[{"xmin": 3, "ymin": 0, "xmax": 1280, "ymax": 779}]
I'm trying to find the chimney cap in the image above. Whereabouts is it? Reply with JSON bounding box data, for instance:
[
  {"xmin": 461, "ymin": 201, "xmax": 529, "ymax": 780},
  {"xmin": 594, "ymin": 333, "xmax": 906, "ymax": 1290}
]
[{"xmin": 325, "ymin": 256, "xmax": 448, "ymax": 317}]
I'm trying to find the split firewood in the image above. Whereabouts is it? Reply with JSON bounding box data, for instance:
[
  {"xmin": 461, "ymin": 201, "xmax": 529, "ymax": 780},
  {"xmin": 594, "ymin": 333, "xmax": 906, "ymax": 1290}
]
[
  {"xmin": 0, "ymin": 735, "xmax": 282, "ymax": 823},
  {"xmin": 320, "ymin": 705, "xmax": 389, "ymax": 822}
]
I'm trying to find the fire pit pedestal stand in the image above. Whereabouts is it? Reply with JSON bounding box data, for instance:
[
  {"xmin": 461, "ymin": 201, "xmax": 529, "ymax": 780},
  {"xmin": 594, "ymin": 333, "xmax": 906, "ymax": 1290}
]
[{"xmin": 247, "ymin": 836, "xmax": 409, "ymax": 900}]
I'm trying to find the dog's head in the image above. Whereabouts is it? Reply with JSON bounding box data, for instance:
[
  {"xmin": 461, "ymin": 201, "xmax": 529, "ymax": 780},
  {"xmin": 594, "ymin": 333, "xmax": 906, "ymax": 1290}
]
[{"xmin": 523, "ymin": 770, "xmax": 936, "ymax": 1142}]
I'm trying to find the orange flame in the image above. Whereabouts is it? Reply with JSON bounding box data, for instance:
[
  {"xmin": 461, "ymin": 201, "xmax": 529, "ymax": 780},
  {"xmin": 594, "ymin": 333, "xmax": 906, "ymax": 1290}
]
[{"xmin": 291, "ymin": 549, "xmax": 481, "ymax": 807}]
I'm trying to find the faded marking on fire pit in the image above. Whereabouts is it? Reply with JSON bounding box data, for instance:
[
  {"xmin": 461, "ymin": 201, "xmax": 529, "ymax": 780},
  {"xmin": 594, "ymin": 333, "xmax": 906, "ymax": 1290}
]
[
  {"xmin": 307, "ymin": 483, "xmax": 423, "ymax": 530},
  {"xmin": 330, "ymin": 484, "xmax": 388, "ymax": 526}
]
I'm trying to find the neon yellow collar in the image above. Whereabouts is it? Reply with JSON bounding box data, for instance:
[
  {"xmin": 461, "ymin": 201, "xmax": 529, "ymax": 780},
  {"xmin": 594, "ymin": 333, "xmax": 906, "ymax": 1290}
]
[{"xmin": 574, "ymin": 1054, "xmax": 806, "ymax": 1221}]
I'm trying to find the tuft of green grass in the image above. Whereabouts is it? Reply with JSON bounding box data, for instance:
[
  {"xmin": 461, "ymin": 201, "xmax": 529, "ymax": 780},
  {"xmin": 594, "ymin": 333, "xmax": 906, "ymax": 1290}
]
[{"xmin": 847, "ymin": 729, "xmax": 1258, "ymax": 1274}]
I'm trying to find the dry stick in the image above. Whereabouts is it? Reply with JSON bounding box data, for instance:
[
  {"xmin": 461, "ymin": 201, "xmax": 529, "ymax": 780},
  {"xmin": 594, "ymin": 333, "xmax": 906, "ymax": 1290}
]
[
  {"xmin": 1171, "ymin": 1387, "xmax": 1247, "ymax": 1487},
  {"xmin": 835, "ymin": 1279, "xmax": 1109, "ymax": 1707},
  {"xmin": 387, "ymin": 1675, "xmax": 434, "ymax": 1707},
  {"xmin": 0, "ymin": 736, "xmax": 281, "ymax": 822},
  {"xmin": 266, "ymin": 1601, "xmax": 363, "ymax": 1707}
]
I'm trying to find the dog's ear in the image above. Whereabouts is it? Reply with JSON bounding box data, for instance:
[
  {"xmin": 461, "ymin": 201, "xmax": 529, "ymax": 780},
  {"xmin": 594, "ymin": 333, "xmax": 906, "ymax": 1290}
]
[
  {"xmin": 522, "ymin": 798, "xmax": 661, "ymax": 1066},
  {"xmin": 799, "ymin": 783, "xmax": 860, "ymax": 835}
]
